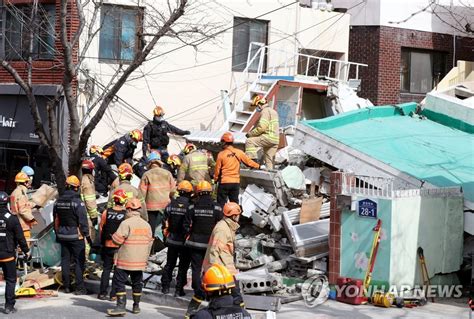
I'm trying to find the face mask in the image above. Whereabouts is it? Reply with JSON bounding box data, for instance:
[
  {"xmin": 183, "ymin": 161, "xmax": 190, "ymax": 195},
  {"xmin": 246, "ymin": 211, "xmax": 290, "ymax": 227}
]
[{"xmin": 154, "ymin": 115, "xmax": 164, "ymax": 122}]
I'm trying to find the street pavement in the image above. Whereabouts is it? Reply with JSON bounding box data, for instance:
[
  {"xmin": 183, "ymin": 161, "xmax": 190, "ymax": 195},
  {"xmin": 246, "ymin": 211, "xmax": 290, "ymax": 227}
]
[
  {"xmin": 2, "ymin": 292, "xmax": 185, "ymax": 318},
  {"xmin": 1, "ymin": 292, "xmax": 471, "ymax": 318}
]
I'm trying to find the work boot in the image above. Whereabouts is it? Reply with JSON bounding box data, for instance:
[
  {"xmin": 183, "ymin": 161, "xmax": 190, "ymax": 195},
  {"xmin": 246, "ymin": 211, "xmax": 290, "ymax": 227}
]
[
  {"xmin": 161, "ymin": 286, "xmax": 169, "ymax": 294},
  {"xmin": 174, "ymin": 288, "xmax": 186, "ymax": 297},
  {"xmin": 184, "ymin": 296, "xmax": 202, "ymax": 318},
  {"xmin": 4, "ymin": 306, "xmax": 17, "ymax": 314},
  {"xmin": 63, "ymin": 287, "xmax": 72, "ymax": 294},
  {"xmin": 97, "ymin": 293, "xmax": 108, "ymax": 300},
  {"xmin": 74, "ymin": 287, "xmax": 88, "ymax": 295},
  {"xmin": 107, "ymin": 293, "xmax": 127, "ymax": 317},
  {"xmin": 132, "ymin": 293, "xmax": 141, "ymax": 314}
]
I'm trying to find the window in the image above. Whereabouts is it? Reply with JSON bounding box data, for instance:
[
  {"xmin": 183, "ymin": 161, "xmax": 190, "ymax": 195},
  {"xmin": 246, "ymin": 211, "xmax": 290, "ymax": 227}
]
[
  {"xmin": 400, "ymin": 49, "xmax": 447, "ymax": 94},
  {"xmin": 99, "ymin": 5, "xmax": 143, "ymax": 63},
  {"xmin": 232, "ymin": 17, "xmax": 268, "ymax": 72},
  {"xmin": 3, "ymin": 4, "xmax": 56, "ymax": 60}
]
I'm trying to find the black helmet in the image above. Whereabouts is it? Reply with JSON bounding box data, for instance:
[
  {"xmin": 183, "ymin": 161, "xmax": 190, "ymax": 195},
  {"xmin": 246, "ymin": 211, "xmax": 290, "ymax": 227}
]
[{"xmin": 0, "ymin": 191, "xmax": 8, "ymax": 206}]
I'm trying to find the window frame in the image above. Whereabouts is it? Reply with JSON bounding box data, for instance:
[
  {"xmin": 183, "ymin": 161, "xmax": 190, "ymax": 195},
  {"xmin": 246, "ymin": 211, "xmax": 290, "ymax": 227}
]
[
  {"xmin": 400, "ymin": 48, "xmax": 448, "ymax": 94},
  {"xmin": 1, "ymin": 3, "xmax": 56, "ymax": 61},
  {"xmin": 98, "ymin": 4, "xmax": 144, "ymax": 64},
  {"xmin": 231, "ymin": 17, "xmax": 269, "ymax": 73}
]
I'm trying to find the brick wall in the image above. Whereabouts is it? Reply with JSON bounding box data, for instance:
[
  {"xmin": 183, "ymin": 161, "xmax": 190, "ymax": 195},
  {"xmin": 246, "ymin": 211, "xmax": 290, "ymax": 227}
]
[
  {"xmin": 329, "ymin": 171, "xmax": 343, "ymax": 284},
  {"xmin": 349, "ymin": 26, "xmax": 474, "ymax": 105},
  {"xmin": 0, "ymin": 0, "xmax": 79, "ymax": 87}
]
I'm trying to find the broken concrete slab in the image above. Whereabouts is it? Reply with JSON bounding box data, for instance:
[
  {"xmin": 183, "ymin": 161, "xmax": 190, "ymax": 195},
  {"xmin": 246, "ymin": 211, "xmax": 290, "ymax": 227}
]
[
  {"xmin": 242, "ymin": 294, "xmax": 282, "ymax": 312},
  {"xmin": 241, "ymin": 184, "xmax": 277, "ymax": 216},
  {"xmin": 240, "ymin": 169, "xmax": 289, "ymax": 206},
  {"xmin": 237, "ymin": 269, "xmax": 283, "ymax": 294},
  {"xmin": 268, "ymin": 214, "xmax": 282, "ymax": 232}
]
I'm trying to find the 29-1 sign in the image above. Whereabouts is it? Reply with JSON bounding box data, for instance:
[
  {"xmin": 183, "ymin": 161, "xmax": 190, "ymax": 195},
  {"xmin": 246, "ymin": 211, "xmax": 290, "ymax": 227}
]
[{"xmin": 357, "ymin": 198, "xmax": 377, "ymax": 219}]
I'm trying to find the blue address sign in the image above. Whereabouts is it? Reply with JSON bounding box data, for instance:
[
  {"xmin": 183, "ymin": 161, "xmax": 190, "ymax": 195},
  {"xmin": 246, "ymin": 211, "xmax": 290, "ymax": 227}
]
[{"xmin": 357, "ymin": 198, "xmax": 377, "ymax": 219}]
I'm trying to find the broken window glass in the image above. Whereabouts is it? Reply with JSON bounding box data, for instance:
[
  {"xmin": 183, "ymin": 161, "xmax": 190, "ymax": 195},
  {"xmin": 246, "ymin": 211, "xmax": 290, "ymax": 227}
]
[{"xmin": 232, "ymin": 17, "xmax": 268, "ymax": 72}]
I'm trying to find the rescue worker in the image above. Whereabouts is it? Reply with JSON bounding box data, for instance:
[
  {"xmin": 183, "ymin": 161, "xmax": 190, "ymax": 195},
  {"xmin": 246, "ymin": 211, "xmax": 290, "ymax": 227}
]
[
  {"xmin": 245, "ymin": 95, "xmax": 280, "ymax": 170},
  {"xmin": 21, "ymin": 165, "xmax": 35, "ymax": 186},
  {"xmin": 10, "ymin": 172, "xmax": 36, "ymax": 242},
  {"xmin": 90, "ymin": 145, "xmax": 117, "ymax": 196},
  {"xmin": 214, "ymin": 132, "xmax": 260, "ymax": 205},
  {"xmin": 203, "ymin": 202, "xmax": 243, "ymax": 306},
  {"xmin": 98, "ymin": 188, "xmax": 129, "ymax": 301},
  {"xmin": 142, "ymin": 106, "xmax": 190, "ymax": 158},
  {"xmin": 139, "ymin": 152, "xmax": 175, "ymax": 238},
  {"xmin": 103, "ymin": 129, "xmax": 143, "ymax": 167},
  {"xmin": 107, "ymin": 198, "xmax": 153, "ymax": 316},
  {"xmin": 108, "ymin": 163, "xmax": 147, "ymax": 221},
  {"xmin": 161, "ymin": 180, "xmax": 193, "ymax": 296},
  {"xmin": 132, "ymin": 157, "xmax": 148, "ymax": 179},
  {"xmin": 0, "ymin": 191, "xmax": 29, "ymax": 315},
  {"xmin": 163, "ymin": 154, "xmax": 182, "ymax": 179},
  {"xmin": 184, "ymin": 181, "xmax": 223, "ymax": 317},
  {"xmin": 80, "ymin": 160, "xmax": 98, "ymax": 242},
  {"xmin": 53, "ymin": 176, "xmax": 91, "ymax": 295},
  {"xmin": 192, "ymin": 264, "xmax": 251, "ymax": 319},
  {"xmin": 178, "ymin": 143, "xmax": 215, "ymax": 185}
]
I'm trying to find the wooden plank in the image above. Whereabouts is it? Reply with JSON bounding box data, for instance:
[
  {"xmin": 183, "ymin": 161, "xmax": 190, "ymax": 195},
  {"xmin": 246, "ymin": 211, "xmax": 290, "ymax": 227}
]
[{"xmin": 299, "ymin": 196, "xmax": 323, "ymax": 224}]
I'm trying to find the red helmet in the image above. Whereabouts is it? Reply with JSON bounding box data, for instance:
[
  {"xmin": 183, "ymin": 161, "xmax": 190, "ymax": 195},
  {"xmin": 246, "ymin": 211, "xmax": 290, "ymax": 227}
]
[
  {"xmin": 221, "ymin": 132, "xmax": 234, "ymax": 143},
  {"xmin": 112, "ymin": 189, "xmax": 129, "ymax": 205},
  {"xmin": 81, "ymin": 159, "xmax": 95, "ymax": 171}
]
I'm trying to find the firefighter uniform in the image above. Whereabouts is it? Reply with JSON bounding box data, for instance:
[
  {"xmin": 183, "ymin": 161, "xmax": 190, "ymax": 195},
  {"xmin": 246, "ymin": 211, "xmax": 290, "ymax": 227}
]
[
  {"xmin": 142, "ymin": 117, "xmax": 190, "ymax": 156},
  {"xmin": 53, "ymin": 189, "xmax": 90, "ymax": 293},
  {"xmin": 81, "ymin": 173, "xmax": 98, "ymax": 241},
  {"xmin": 184, "ymin": 195, "xmax": 223, "ymax": 304},
  {"xmin": 9, "ymin": 184, "xmax": 36, "ymax": 240},
  {"xmin": 108, "ymin": 203, "xmax": 153, "ymax": 316},
  {"xmin": 178, "ymin": 149, "xmax": 214, "ymax": 184},
  {"xmin": 214, "ymin": 145, "xmax": 260, "ymax": 205},
  {"xmin": 245, "ymin": 105, "xmax": 280, "ymax": 169},
  {"xmin": 108, "ymin": 180, "xmax": 148, "ymax": 221},
  {"xmin": 0, "ymin": 193, "xmax": 29, "ymax": 314},
  {"xmin": 92, "ymin": 154, "xmax": 117, "ymax": 196},
  {"xmin": 99, "ymin": 206, "xmax": 126, "ymax": 299},
  {"xmin": 103, "ymin": 134, "xmax": 139, "ymax": 167},
  {"xmin": 161, "ymin": 195, "xmax": 192, "ymax": 295},
  {"xmin": 139, "ymin": 166, "xmax": 176, "ymax": 236},
  {"xmin": 192, "ymin": 295, "xmax": 251, "ymax": 319}
]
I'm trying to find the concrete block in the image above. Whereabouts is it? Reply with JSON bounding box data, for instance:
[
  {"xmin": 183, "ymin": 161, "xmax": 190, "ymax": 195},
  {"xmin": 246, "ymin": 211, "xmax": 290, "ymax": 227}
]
[
  {"xmin": 281, "ymin": 166, "xmax": 306, "ymax": 190},
  {"xmin": 237, "ymin": 269, "xmax": 283, "ymax": 294},
  {"xmin": 243, "ymin": 295, "xmax": 281, "ymax": 312},
  {"xmin": 252, "ymin": 209, "xmax": 269, "ymax": 228},
  {"xmin": 268, "ymin": 214, "xmax": 282, "ymax": 232},
  {"xmin": 242, "ymin": 184, "xmax": 277, "ymax": 214}
]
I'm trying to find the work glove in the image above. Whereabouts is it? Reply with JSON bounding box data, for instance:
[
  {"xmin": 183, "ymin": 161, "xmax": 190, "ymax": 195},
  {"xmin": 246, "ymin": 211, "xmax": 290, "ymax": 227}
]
[
  {"xmin": 91, "ymin": 217, "xmax": 98, "ymax": 227},
  {"xmin": 259, "ymin": 165, "xmax": 267, "ymax": 171},
  {"xmin": 86, "ymin": 236, "xmax": 93, "ymax": 246},
  {"xmin": 184, "ymin": 130, "xmax": 191, "ymax": 135}
]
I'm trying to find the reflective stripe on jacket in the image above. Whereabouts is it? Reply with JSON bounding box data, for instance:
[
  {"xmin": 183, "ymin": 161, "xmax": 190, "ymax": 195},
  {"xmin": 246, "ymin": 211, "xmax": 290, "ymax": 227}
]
[
  {"xmin": 248, "ymin": 106, "xmax": 280, "ymax": 144},
  {"xmin": 177, "ymin": 150, "xmax": 214, "ymax": 184},
  {"xmin": 10, "ymin": 185, "xmax": 35, "ymax": 231},
  {"xmin": 139, "ymin": 167, "xmax": 176, "ymax": 211},
  {"xmin": 80, "ymin": 174, "xmax": 98, "ymax": 219}
]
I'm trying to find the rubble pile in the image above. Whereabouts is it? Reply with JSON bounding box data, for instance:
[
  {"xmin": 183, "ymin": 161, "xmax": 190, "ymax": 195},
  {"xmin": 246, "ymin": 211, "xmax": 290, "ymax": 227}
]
[{"xmin": 233, "ymin": 150, "xmax": 333, "ymax": 302}]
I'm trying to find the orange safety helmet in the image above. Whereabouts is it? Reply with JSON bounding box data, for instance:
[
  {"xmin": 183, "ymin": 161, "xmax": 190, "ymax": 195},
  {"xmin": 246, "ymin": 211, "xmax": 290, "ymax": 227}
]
[
  {"xmin": 183, "ymin": 143, "xmax": 196, "ymax": 155},
  {"xmin": 153, "ymin": 106, "xmax": 165, "ymax": 117},
  {"xmin": 167, "ymin": 154, "xmax": 182, "ymax": 167},
  {"xmin": 118, "ymin": 163, "xmax": 133, "ymax": 180},
  {"xmin": 220, "ymin": 132, "xmax": 234, "ymax": 143},
  {"xmin": 66, "ymin": 175, "xmax": 81, "ymax": 188},
  {"xmin": 89, "ymin": 145, "xmax": 103, "ymax": 155},
  {"xmin": 202, "ymin": 264, "xmax": 236, "ymax": 293},
  {"xmin": 126, "ymin": 198, "xmax": 142, "ymax": 210},
  {"xmin": 130, "ymin": 129, "xmax": 143, "ymax": 142},
  {"xmin": 112, "ymin": 189, "xmax": 129, "ymax": 205},
  {"xmin": 14, "ymin": 172, "xmax": 30, "ymax": 183},
  {"xmin": 177, "ymin": 180, "xmax": 193, "ymax": 193},
  {"xmin": 251, "ymin": 95, "xmax": 267, "ymax": 107},
  {"xmin": 81, "ymin": 159, "xmax": 95, "ymax": 171},
  {"xmin": 223, "ymin": 202, "xmax": 241, "ymax": 217},
  {"xmin": 195, "ymin": 180, "xmax": 212, "ymax": 194}
]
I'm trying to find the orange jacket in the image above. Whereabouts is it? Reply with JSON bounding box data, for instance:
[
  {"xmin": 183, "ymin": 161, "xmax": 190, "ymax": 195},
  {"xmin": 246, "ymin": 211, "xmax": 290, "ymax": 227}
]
[{"xmin": 214, "ymin": 145, "xmax": 260, "ymax": 184}]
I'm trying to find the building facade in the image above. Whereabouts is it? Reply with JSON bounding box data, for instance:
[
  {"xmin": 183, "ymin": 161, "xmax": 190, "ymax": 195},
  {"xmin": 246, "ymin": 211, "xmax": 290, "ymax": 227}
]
[
  {"xmin": 333, "ymin": 0, "xmax": 474, "ymax": 105},
  {"xmin": 80, "ymin": 0, "xmax": 352, "ymax": 153},
  {"xmin": 0, "ymin": 0, "xmax": 75, "ymax": 191}
]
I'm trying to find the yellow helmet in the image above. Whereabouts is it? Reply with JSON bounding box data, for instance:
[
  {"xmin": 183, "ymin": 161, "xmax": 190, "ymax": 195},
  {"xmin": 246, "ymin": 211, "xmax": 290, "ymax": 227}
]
[
  {"xmin": 66, "ymin": 175, "xmax": 81, "ymax": 188},
  {"xmin": 153, "ymin": 106, "xmax": 165, "ymax": 117},
  {"xmin": 202, "ymin": 264, "xmax": 236, "ymax": 292},
  {"xmin": 15, "ymin": 172, "xmax": 30, "ymax": 183},
  {"xmin": 167, "ymin": 154, "xmax": 182, "ymax": 167}
]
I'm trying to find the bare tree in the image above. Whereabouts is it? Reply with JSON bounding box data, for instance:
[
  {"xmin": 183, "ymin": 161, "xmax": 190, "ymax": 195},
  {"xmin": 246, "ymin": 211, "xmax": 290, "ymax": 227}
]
[{"xmin": 0, "ymin": 0, "xmax": 218, "ymax": 192}]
